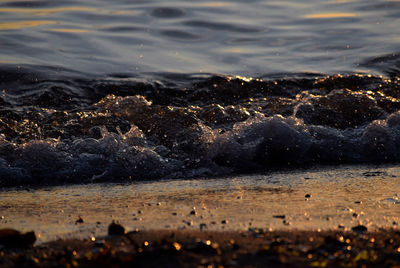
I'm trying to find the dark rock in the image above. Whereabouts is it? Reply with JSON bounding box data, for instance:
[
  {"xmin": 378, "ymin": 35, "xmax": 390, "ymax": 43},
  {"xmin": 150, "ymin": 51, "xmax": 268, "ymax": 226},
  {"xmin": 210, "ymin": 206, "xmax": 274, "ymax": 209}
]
[
  {"xmin": 200, "ymin": 223, "xmax": 207, "ymax": 231},
  {"xmin": 0, "ymin": 228, "xmax": 36, "ymax": 248},
  {"xmin": 190, "ymin": 210, "xmax": 197, "ymax": 215},
  {"xmin": 108, "ymin": 222, "xmax": 126, "ymax": 236},
  {"xmin": 272, "ymin": 215, "xmax": 285, "ymax": 219},
  {"xmin": 352, "ymin": 225, "xmax": 368, "ymax": 234},
  {"xmin": 75, "ymin": 216, "xmax": 84, "ymax": 224}
]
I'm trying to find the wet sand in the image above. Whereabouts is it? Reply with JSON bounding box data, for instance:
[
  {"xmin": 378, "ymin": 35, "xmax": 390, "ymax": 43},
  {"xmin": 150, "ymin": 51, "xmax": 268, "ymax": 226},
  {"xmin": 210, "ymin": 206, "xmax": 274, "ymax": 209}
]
[{"xmin": 1, "ymin": 165, "xmax": 400, "ymax": 266}]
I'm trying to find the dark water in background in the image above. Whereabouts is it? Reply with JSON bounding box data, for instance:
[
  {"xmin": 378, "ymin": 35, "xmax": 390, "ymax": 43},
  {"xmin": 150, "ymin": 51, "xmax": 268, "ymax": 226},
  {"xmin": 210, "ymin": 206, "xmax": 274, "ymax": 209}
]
[
  {"xmin": 1, "ymin": 0, "xmax": 400, "ymax": 186},
  {"xmin": 1, "ymin": 0, "xmax": 400, "ymax": 75}
]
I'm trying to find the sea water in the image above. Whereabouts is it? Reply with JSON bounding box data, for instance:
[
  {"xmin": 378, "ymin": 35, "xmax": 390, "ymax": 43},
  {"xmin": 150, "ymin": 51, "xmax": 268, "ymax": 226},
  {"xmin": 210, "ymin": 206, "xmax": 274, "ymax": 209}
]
[{"xmin": 0, "ymin": 0, "xmax": 400, "ymax": 186}]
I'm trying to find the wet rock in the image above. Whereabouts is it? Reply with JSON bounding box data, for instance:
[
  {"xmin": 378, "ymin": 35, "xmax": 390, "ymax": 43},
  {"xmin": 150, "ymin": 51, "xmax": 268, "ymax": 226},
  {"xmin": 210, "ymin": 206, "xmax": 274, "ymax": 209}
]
[
  {"xmin": 75, "ymin": 216, "xmax": 84, "ymax": 224},
  {"xmin": 352, "ymin": 225, "xmax": 368, "ymax": 234},
  {"xmin": 200, "ymin": 223, "xmax": 207, "ymax": 231},
  {"xmin": 0, "ymin": 228, "xmax": 36, "ymax": 248},
  {"xmin": 190, "ymin": 209, "xmax": 197, "ymax": 216},
  {"xmin": 108, "ymin": 222, "xmax": 126, "ymax": 236}
]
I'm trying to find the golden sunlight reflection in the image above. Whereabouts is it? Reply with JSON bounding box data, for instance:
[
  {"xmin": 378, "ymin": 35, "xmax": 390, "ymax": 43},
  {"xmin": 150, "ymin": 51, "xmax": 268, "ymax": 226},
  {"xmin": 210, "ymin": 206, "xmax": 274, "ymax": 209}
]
[
  {"xmin": 223, "ymin": 48, "xmax": 246, "ymax": 54},
  {"xmin": 198, "ymin": 2, "xmax": 233, "ymax": 7},
  {"xmin": 304, "ymin": 13, "xmax": 357, "ymax": 19},
  {"xmin": 0, "ymin": 20, "xmax": 57, "ymax": 30},
  {"xmin": 49, "ymin": 28, "xmax": 90, "ymax": 33},
  {"xmin": 0, "ymin": 7, "xmax": 98, "ymax": 16}
]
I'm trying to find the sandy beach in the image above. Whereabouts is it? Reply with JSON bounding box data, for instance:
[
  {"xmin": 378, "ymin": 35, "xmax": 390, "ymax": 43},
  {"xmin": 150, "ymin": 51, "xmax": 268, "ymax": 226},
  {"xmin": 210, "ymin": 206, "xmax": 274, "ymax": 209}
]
[{"xmin": 1, "ymin": 164, "xmax": 400, "ymax": 266}]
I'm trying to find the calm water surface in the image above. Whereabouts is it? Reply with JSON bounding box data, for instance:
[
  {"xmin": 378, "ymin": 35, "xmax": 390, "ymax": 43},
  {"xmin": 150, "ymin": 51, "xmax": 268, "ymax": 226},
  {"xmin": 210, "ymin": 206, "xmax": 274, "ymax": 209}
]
[{"xmin": 1, "ymin": 0, "xmax": 399, "ymax": 76}]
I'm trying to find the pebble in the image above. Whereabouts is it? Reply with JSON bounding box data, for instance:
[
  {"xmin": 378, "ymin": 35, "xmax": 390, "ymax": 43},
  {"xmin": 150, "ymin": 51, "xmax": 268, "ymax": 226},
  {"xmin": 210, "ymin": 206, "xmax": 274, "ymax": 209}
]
[
  {"xmin": 352, "ymin": 225, "xmax": 367, "ymax": 234},
  {"xmin": 190, "ymin": 210, "xmax": 197, "ymax": 216},
  {"xmin": 305, "ymin": 194, "xmax": 311, "ymax": 198},
  {"xmin": 200, "ymin": 223, "xmax": 207, "ymax": 231},
  {"xmin": 75, "ymin": 216, "xmax": 84, "ymax": 224},
  {"xmin": 108, "ymin": 222, "xmax": 126, "ymax": 236}
]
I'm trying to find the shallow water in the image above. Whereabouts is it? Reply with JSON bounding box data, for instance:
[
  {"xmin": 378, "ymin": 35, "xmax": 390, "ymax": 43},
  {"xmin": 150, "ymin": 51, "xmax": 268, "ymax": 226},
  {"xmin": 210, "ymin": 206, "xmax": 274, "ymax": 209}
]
[
  {"xmin": 1, "ymin": 165, "xmax": 399, "ymax": 243},
  {"xmin": 1, "ymin": 0, "xmax": 400, "ymax": 186}
]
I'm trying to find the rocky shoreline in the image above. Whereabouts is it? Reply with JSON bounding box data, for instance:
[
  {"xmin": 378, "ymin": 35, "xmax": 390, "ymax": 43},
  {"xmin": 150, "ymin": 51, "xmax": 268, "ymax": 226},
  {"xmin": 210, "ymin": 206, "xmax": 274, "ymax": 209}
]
[{"xmin": 1, "ymin": 225, "xmax": 400, "ymax": 267}]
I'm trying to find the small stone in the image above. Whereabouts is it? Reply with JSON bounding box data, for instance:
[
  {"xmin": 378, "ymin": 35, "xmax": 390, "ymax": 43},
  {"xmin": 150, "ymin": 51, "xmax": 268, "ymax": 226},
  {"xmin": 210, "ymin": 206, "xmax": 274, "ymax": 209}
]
[
  {"xmin": 75, "ymin": 216, "xmax": 84, "ymax": 224},
  {"xmin": 354, "ymin": 201, "xmax": 362, "ymax": 204},
  {"xmin": 352, "ymin": 225, "xmax": 367, "ymax": 234},
  {"xmin": 305, "ymin": 194, "xmax": 311, "ymax": 198},
  {"xmin": 200, "ymin": 223, "xmax": 207, "ymax": 231},
  {"xmin": 221, "ymin": 220, "xmax": 228, "ymax": 224},
  {"xmin": 172, "ymin": 212, "xmax": 177, "ymax": 216},
  {"xmin": 108, "ymin": 222, "xmax": 126, "ymax": 236},
  {"xmin": 352, "ymin": 213, "xmax": 358, "ymax": 218},
  {"xmin": 273, "ymin": 215, "xmax": 285, "ymax": 219},
  {"xmin": 190, "ymin": 210, "xmax": 197, "ymax": 216}
]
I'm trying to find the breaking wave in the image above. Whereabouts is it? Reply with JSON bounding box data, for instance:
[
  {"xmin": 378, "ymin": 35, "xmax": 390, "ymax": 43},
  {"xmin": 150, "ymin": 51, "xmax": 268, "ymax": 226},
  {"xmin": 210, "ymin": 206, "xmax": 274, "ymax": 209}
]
[{"xmin": 1, "ymin": 66, "xmax": 400, "ymax": 186}]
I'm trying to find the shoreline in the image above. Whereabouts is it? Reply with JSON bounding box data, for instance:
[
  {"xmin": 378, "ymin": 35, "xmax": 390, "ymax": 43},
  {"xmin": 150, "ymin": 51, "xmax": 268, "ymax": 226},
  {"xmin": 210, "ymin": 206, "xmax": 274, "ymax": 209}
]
[
  {"xmin": 1, "ymin": 164, "xmax": 400, "ymax": 266},
  {"xmin": 1, "ymin": 164, "xmax": 400, "ymax": 244},
  {"xmin": 2, "ymin": 227, "xmax": 400, "ymax": 267}
]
